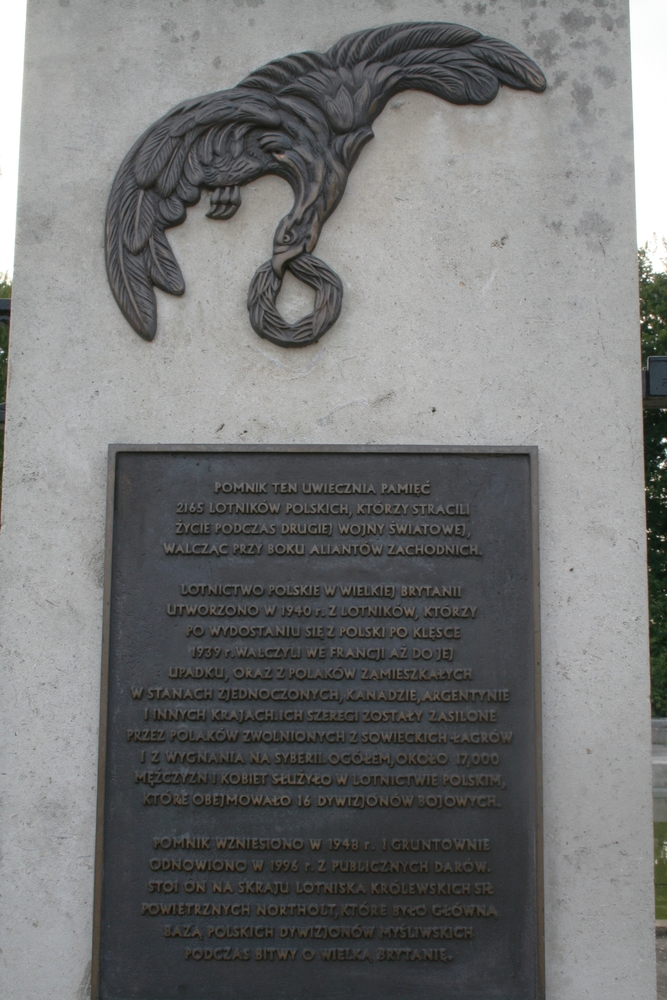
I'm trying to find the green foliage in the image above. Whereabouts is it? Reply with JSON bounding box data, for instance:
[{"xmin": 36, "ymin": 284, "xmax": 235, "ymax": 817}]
[
  {"xmin": 640, "ymin": 247, "xmax": 667, "ymax": 715},
  {"xmin": 655, "ymin": 822, "xmax": 667, "ymax": 918}
]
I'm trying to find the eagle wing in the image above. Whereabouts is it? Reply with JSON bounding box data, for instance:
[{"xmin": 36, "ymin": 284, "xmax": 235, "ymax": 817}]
[{"xmin": 105, "ymin": 92, "xmax": 280, "ymax": 339}]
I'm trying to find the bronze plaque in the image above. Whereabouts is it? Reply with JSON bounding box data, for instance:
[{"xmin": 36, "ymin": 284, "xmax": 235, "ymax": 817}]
[{"xmin": 93, "ymin": 446, "xmax": 542, "ymax": 1000}]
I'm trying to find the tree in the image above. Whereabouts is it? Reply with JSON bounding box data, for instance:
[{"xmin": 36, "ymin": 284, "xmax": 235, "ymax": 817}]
[{"xmin": 640, "ymin": 247, "xmax": 667, "ymax": 715}]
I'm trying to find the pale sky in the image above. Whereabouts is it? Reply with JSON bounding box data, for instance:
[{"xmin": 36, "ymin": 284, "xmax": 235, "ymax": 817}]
[{"xmin": 1, "ymin": 0, "xmax": 666, "ymax": 277}]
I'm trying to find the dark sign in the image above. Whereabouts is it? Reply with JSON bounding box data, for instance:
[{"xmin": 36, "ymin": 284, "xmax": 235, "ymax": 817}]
[{"xmin": 93, "ymin": 446, "xmax": 542, "ymax": 1000}]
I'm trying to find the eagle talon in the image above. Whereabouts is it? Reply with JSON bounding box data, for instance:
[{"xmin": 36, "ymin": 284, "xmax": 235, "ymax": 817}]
[{"xmin": 206, "ymin": 186, "xmax": 241, "ymax": 220}]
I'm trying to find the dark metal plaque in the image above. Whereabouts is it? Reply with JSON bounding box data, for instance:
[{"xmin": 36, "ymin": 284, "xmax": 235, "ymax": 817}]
[{"xmin": 93, "ymin": 446, "xmax": 542, "ymax": 1000}]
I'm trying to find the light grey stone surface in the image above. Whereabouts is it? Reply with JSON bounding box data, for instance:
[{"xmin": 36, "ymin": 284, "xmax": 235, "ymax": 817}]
[{"xmin": 0, "ymin": 1, "xmax": 654, "ymax": 997}]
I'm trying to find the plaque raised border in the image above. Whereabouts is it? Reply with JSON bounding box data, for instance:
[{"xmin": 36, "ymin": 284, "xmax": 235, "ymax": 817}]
[{"xmin": 92, "ymin": 444, "xmax": 543, "ymax": 1000}]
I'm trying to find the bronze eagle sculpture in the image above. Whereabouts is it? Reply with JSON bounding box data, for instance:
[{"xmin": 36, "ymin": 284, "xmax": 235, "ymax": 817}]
[{"xmin": 105, "ymin": 22, "xmax": 546, "ymax": 347}]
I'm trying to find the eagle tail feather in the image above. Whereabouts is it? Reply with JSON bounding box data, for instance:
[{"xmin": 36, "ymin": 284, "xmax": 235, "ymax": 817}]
[
  {"xmin": 106, "ymin": 183, "xmax": 158, "ymax": 340},
  {"xmin": 106, "ymin": 135, "xmax": 191, "ymax": 339},
  {"xmin": 331, "ymin": 22, "xmax": 478, "ymax": 67},
  {"xmin": 240, "ymin": 51, "xmax": 329, "ymax": 92},
  {"xmin": 393, "ymin": 64, "xmax": 499, "ymax": 106},
  {"xmin": 466, "ymin": 39, "xmax": 547, "ymax": 92},
  {"xmin": 145, "ymin": 230, "xmax": 185, "ymax": 297},
  {"xmin": 324, "ymin": 22, "xmax": 545, "ymax": 119}
]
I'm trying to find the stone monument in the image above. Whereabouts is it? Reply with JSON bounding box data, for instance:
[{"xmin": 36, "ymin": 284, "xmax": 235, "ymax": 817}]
[{"xmin": 0, "ymin": 2, "xmax": 654, "ymax": 999}]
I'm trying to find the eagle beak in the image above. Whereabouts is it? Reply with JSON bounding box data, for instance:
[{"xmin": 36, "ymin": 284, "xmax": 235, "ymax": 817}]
[{"xmin": 271, "ymin": 243, "xmax": 305, "ymax": 277}]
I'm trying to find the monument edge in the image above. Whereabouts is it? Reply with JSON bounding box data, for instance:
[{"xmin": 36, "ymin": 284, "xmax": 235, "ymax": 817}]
[
  {"xmin": 91, "ymin": 447, "xmax": 120, "ymax": 1000},
  {"xmin": 529, "ymin": 447, "xmax": 544, "ymax": 1000}
]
